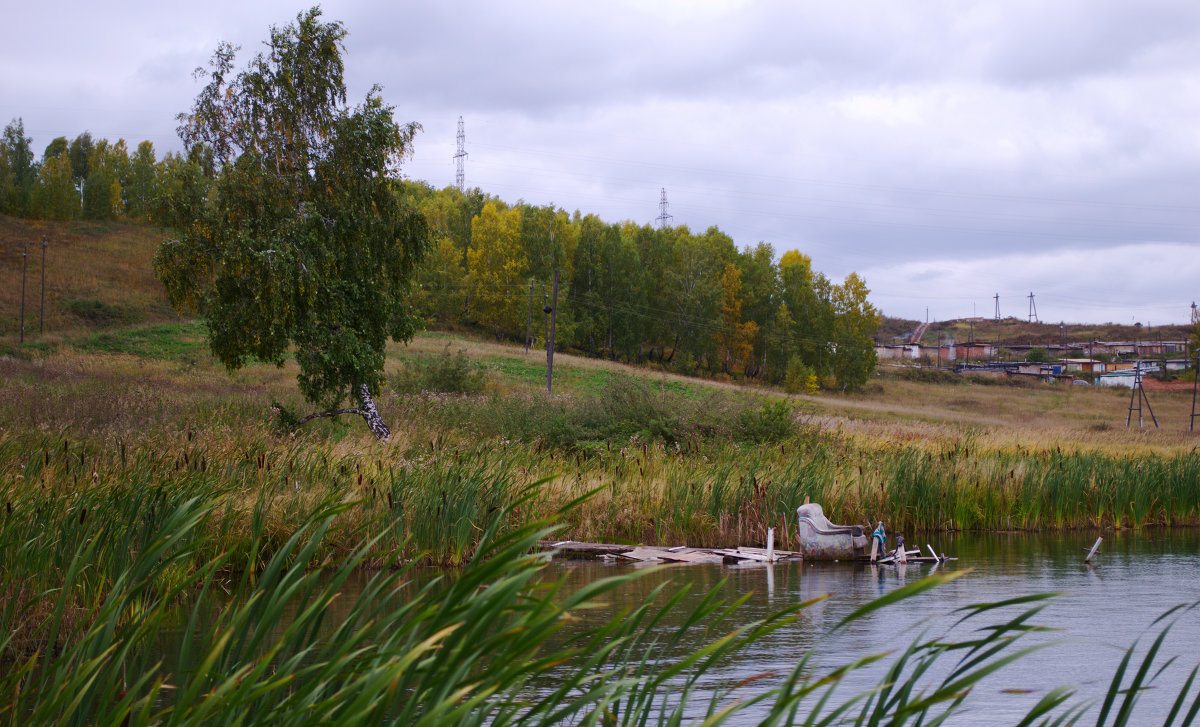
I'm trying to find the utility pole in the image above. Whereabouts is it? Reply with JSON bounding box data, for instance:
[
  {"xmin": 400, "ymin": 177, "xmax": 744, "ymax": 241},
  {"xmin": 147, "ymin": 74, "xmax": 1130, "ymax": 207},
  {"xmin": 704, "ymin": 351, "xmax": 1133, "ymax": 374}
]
[
  {"xmin": 655, "ymin": 188, "xmax": 673, "ymax": 229},
  {"xmin": 524, "ymin": 281, "xmax": 533, "ymax": 354},
  {"xmin": 19, "ymin": 242, "xmax": 28, "ymax": 343},
  {"xmin": 39, "ymin": 236, "xmax": 47, "ymax": 334},
  {"xmin": 994, "ymin": 293, "xmax": 1000, "ymax": 321},
  {"xmin": 1191, "ymin": 351, "xmax": 1198, "ymax": 432},
  {"xmin": 936, "ymin": 332, "xmax": 941, "ymax": 369},
  {"xmin": 1126, "ymin": 362, "xmax": 1159, "ymax": 429},
  {"xmin": 546, "ymin": 270, "xmax": 559, "ymax": 394},
  {"xmin": 1027, "ymin": 292, "xmax": 1038, "ymax": 323},
  {"xmin": 453, "ymin": 116, "xmax": 467, "ymax": 192}
]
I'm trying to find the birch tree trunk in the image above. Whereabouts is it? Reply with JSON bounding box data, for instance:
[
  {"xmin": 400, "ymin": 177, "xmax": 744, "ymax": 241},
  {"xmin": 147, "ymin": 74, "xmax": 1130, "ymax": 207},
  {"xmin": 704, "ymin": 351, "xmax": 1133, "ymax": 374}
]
[{"xmin": 358, "ymin": 383, "xmax": 391, "ymax": 442}]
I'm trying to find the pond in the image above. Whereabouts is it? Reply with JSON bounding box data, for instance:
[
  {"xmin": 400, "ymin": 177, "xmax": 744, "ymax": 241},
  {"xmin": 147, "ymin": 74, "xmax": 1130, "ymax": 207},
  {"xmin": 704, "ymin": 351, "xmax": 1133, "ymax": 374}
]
[{"xmin": 534, "ymin": 529, "xmax": 1200, "ymax": 724}]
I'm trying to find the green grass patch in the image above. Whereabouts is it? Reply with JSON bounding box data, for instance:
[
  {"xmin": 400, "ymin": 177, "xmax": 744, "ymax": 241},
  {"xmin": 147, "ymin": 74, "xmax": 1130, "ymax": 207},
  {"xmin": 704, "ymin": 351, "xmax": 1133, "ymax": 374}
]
[
  {"xmin": 0, "ymin": 339, "xmax": 57, "ymax": 359},
  {"xmin": 64, "ymin": 298, "xmax": 139, "ymax": 326},
  {"xmin": 74, "ymin": 321, "xmax": 209, "ymax": 359}
]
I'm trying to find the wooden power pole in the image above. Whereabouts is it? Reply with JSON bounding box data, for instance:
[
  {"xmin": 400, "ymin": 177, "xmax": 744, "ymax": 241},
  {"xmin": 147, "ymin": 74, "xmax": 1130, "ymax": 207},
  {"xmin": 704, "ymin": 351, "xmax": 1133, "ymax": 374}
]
[{"xmin": 546, "ymin": 270, "xmax": 558, "ymax": 394}]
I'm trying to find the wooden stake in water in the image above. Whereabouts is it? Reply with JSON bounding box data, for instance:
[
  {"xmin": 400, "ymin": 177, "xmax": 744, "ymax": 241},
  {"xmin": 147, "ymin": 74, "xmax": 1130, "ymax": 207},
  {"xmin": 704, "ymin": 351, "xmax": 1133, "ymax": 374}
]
[
  {"xmin": 1085, "ymin": 536, "xmax": 1103, "ymax": 563},
  {"xmin": 766, "ymin": 527, "xmax": 774, "ymax": 562}
]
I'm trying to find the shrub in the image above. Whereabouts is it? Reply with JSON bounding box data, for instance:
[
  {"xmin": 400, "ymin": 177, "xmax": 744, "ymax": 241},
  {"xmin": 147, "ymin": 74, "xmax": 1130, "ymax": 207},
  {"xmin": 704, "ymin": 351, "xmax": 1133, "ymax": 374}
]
[
  {"xmin": 395, "ymin": 345, "xmax": 490, "ymax": 395},
  {"xmin": 735, "ymin": 398, "xmax": 795, "ymax": 443},
  {"xmin": 783, "ymin": 355, "xmax": 819, "ymax": 394}
]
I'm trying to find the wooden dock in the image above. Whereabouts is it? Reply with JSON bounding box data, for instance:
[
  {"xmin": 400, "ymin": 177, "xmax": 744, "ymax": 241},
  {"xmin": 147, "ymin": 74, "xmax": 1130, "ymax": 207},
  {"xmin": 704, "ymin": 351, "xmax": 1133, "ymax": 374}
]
[
  {"xmin": 538, "ymin": 540, "xmax": 801, "ymax": 564},
  {"xmin": 538, "ymin": 539, "xmax": 956, "ymax": 566}
]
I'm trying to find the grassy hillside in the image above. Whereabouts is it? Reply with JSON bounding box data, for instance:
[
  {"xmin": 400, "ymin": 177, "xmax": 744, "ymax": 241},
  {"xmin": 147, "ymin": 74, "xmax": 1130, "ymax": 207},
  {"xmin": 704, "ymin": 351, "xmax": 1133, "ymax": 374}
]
[
  {"xmin": 880, "ymin": 314, "xmax": 1194, "ymax": 347},
  {"xmin": 0, "ymin": 215, "xmax": 179, "ymax": 338}
]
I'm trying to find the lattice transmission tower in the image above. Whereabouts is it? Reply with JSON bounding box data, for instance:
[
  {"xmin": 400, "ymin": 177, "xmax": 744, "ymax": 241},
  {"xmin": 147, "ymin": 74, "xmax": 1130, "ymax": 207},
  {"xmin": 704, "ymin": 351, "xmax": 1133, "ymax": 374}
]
[
  {"xmin": 453, "ymin": 116, "xmax": 467, "ymax": 191},
  {"xmin": 655, "ymin": 188, "xmax": 673, "ymax": 229}
]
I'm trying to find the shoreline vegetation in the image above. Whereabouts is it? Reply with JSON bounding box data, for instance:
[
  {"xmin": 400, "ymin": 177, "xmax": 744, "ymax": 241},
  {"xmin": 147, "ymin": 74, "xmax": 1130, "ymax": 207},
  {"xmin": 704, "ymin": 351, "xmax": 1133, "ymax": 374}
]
[
  {"xmin": 3, "ymin": 437, "xmax": 1199, "ymax": 724},
  {"xmin": 2, "ymin": 224, "xmax": 1199, "ymax": 724},
  {"xmin": 3, "ymin": 335, "xmax": 1198, "ymax": 568}
]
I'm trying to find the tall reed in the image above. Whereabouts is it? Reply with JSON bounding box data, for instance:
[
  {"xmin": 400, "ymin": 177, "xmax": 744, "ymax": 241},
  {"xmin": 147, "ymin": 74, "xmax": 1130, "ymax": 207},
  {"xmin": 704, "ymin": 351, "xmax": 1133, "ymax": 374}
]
[{"xmin": 3, "ymin": 473, "xmax": 1198, "ymax": 725}]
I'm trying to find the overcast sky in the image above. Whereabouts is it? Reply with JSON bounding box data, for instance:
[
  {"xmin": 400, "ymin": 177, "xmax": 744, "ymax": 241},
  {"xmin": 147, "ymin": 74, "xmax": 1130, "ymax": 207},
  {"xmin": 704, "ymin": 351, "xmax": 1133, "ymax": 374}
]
[{"xmin": 5, "ymin": 1, "xmax": 1200, "ymax": 325}]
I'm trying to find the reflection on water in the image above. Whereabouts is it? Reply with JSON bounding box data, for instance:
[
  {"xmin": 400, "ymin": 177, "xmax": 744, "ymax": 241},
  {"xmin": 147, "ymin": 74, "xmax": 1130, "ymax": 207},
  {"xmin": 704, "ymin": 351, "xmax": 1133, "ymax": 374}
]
[
  {"xmin": 164, "ymin": 530, "xmax": 1199, "ymax": 724},
  {"xmin": 538, "ymin": 529, "xmax": 1200, "ymax": 724}
]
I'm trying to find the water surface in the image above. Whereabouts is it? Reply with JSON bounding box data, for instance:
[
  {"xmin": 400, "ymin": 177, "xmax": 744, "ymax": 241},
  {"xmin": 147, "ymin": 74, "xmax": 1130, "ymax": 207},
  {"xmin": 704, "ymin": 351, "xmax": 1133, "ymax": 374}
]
[{"xmin": 538, "ymin": 529, "xmax": 1200, "ymax": 724}]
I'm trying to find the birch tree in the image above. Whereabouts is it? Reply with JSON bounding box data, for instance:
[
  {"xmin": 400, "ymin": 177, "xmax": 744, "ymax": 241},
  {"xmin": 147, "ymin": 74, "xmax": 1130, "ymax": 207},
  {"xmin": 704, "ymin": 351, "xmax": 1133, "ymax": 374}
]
[{"xmin": 154, "ymin": 8, "xmax": 427, "ymax": 441}]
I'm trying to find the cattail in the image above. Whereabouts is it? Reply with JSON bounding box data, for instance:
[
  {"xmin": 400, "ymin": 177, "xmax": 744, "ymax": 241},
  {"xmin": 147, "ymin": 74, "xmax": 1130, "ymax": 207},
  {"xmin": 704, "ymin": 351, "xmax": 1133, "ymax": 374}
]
[{"xmin": 79, "ymin": 507, "xmax": 87, "ymax": 525}]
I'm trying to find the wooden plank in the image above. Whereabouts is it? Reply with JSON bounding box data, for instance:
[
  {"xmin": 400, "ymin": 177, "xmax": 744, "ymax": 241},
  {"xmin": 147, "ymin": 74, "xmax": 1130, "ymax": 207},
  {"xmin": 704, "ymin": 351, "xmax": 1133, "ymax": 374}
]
[
  {"xmin": 658, "ymin": 550, "xmax": 725, "ymax": 564},
  {"xmin": 541, "ymin": 540, "xmax": 635, "ymax": 555},
  {"xmin": 620, "ymin": 547, "xmax": 671, "ymax": 562}
]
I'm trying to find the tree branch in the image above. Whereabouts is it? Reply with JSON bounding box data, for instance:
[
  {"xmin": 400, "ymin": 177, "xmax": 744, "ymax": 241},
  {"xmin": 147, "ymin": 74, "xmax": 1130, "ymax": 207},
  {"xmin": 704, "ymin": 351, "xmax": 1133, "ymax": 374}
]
[{"xmin": 294, "ymin": 407, "xmax": 363, "ymax": 426}]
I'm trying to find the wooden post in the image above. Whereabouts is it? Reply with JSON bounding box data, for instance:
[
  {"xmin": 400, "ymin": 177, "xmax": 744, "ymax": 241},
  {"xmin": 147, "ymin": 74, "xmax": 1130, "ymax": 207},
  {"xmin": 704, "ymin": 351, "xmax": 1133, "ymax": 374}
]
[
  {"xmin": 766, "ymin": 527, "xmax": 775, "ymax": 562},
  {"xmin": 19, "ymin": 242, "xmax": 27, "ymax": 343},
  {"xmin": 1191, "ymin": 351, "xmax": 1198, "ymax": 432},
  {"xmin": 1085, "ymin": 536, "xmax": 1103, "ymax": 563},
  {"xmin": 39, "ymin": 236, "xmax": 46, "ymax": 335},
  {"xmin": 546, "ymin": 269, "xmax": 558, "ymax": 395},
  {"xmin": 524, "ymin": 280, "xmax": 533, "ymax": 354}
]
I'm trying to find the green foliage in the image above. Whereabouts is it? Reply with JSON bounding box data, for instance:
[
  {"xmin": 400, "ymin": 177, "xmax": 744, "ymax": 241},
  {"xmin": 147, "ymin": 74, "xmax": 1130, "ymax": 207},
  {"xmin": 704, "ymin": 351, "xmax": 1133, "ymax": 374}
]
[
  {"xmin": 154, "ymin": 8, "xmax": 428, "ymax": 420},
  {"xmin": 64, "ymin": 298, "xmax": 135, "ymax": 326},
  {"xmin": 32, "ymin": 150, "xmax": 77, "ymax": 220},
  {"xmin": 395, "ymin": 345, "xmax": 491, "ymax": 395},
  {"xmin": 420, "ymin": 375, "xmax": 797, "ymax": 450},
  {"xmin": 734, "ymin": 398, "xmax": 796, "ymax": 443},
  {"xmin": 76, "ymin": 322, "xmax": 208, "ymax": 358},
  {"xmin": 1, "ymin": 118, "xmax": 36, "ymax": 215},
  {"xmin": 2, "ymin": 434, "xmax": 1199, "ymax": 724},
  {"xmin": 1026, "ymin": 347, "xmax": 1049, "ymax": 363},
  {"xmin": 783, "ymin": 354, "xmax": 819, "ymax": 394}
]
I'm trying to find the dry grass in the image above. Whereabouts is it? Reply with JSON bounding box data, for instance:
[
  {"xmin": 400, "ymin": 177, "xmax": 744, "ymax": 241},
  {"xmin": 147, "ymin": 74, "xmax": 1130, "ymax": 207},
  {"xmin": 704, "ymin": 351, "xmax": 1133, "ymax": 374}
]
[{"xmin": 0, "ymin": 215, "xmax": 177, "ymax": 336}]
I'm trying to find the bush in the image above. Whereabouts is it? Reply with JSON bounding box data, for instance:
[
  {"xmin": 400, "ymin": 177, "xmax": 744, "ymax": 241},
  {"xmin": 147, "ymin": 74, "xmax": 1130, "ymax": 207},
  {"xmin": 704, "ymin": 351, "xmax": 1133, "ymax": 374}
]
[
  {"xmin": 735, "ymin": 398, "xmax": 796, "ymax": 443},
  {"xmin": 423, "ymin": 375, "xmax": 799, "ymax": 449},
  {"xmin": 783, "ymin": 355, "xmax": 819, "ymax": 394},
  {"xmin": 395, "ymin": 345, "xmax": 490, "ymax": 395}
]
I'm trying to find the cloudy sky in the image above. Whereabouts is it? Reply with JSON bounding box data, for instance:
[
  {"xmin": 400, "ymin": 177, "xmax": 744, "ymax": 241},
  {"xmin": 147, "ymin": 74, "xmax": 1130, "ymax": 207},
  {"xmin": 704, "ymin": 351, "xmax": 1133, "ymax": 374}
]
[{"xmin": 5, "ymin": 1, "xmax": 1200, "ymax": 325}]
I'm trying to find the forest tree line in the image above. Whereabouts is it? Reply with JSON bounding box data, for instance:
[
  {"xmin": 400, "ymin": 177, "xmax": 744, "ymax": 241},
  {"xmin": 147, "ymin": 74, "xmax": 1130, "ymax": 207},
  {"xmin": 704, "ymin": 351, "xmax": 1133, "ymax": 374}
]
[{"xmin": 1, "ymin": 117, "xmax": 880, "ymax": 391}]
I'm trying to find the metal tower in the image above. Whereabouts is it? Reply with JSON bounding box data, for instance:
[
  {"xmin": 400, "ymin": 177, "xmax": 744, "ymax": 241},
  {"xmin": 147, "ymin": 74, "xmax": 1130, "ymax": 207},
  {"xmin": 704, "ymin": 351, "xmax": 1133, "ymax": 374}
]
[
  {"xmin": 1027, "ymin": 292, "xmax": 1038, "ymax": 323},
  {"xmin": 655, "ymin": 188, "xmax": 673, "ymax": 229},
  {"xmin": 453, "ymin": 116, "xmax": 467, "ymax": 192},
  {"xmin": 993, "ymin": 293, "xmax": 1000, "ymax": 321}
]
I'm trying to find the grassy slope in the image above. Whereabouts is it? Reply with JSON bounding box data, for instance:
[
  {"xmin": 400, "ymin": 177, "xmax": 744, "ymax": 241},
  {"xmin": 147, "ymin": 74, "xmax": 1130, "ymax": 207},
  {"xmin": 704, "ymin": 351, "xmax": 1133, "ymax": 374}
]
[
  {"xmin": 2, "ymin": 214, "xmax": 1197, "ymax": 456},
  {"xmin": 880, "ymin": 313, "xmax": 1194, "ymax": 347},
  {"xmin": 0, "ymin": 215, "xmax": 179, "ymax": 338}
]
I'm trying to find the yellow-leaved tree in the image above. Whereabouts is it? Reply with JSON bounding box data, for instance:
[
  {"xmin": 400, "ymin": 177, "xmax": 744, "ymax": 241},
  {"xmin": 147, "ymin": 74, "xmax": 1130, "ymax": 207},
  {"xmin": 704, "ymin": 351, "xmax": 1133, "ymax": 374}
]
[{"xmin": 467, "ymin": 201, "xmax": 526, "ymax": 338}]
